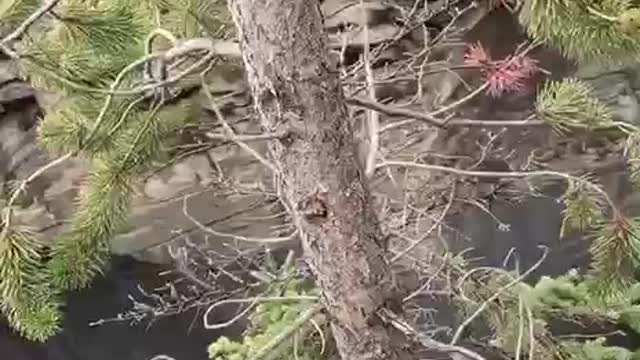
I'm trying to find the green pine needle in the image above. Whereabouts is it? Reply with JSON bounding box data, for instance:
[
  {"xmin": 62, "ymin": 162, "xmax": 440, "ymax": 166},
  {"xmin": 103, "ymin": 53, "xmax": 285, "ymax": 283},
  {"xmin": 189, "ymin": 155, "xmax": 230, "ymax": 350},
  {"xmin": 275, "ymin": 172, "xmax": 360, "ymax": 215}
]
[
  {"xmin": 57, "ymin": 1, "xmax": 152, "ymax": 54},
  {"xmin": 587, "ymin": 216, "xmax": 640, "ymax": 302},
  {"xmin": 5, "ymin": 285, "xmax": 62, "ymax": 342},
  {"xmin": 561, "ymin": 338, "xmax": 633, "ymax": 360},
  {"xmin": 560, "ymin": 178, "xmax": 607, "ymax": 237},
  {"xmin": 0, "ymin": 228, "xmax": 48, "ymax": 300},
  {"xmin": 519, "ymin": 0, "xmax": 640, "ymax": 64},
  {"xmin": 19, "ymin": 39, "xmax": 144, "ymax": 92},
  {"xmin": 49, "ymin": 160, "xmax": 132, "ymax": 290},
  {"xmin": 38, "ymin": 98, "xmax": 89, "ymax": 155},
  {"xmin": 0, "ymin": 228, "xmax": 61, "ymax": 342},
  {"xmin": 2, "ymin": 0, "xmax": 204, "ymax": 342},
  {"xmin": 16, "ymin": 0, "xmax": 152, "ymax": 94},
  {"xmin": 111, "ymin": 102, "xmax": 192, "ymax": 169},
  {"xmin": 49, "ymin": 100, "xmax": 191, "ymax": 290},
  {"xmin": 38, "ymin": 94, "xmax": 143, "ymax": 156},
  {"xmin": 0, "ymin": 0, "xmax": 40, "ymax": 34},
  {"xmin": 535, "ymin": 78, "xmax": 613, "ymax": 134},
  {"xmin": 626, "ymin": 131, "xmax": 640, "ymax": 191}
]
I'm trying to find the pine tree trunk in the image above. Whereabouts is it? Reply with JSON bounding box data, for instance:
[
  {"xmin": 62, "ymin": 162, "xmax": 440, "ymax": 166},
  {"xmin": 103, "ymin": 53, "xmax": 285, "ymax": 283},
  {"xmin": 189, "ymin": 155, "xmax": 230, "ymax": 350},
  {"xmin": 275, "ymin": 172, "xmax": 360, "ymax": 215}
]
[{"xmin": 228, "ymin": 1, "xmax": 412, "ymax": 359}]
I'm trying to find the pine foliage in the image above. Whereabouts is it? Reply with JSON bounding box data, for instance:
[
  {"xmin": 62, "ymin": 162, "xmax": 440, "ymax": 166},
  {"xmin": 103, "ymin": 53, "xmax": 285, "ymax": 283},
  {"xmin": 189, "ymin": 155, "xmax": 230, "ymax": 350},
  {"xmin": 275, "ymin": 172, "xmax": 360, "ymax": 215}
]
[
  {"xmin": 587, "ymin": 217, "xmax": 640, "ymax": 301},
  {"xmin": 520, "ymin": 0, "xmax": 640, "ymax": 302},
  {"xmin": 1, "ymin": 0, "xmax": 229, "ymax": 340},
  {"xmin": 519, "ymin": 0, "xmax": 640, "ymax": 64},
  {"xmin": 0, "ymin": 0, "xmax": 41, "ymax": 33},
  {"xmin": 559, "ymin": 178, "xmax": 607, "ymax": 237},
  {"xmin": 625, "ymin": 131, "xmax": 640, "ymax": 190},
  {"xmin": 535, "ymin": 79, "xmax": 614, "ymax": 134},
  {"xmin": 208, "ymin": 260, "xmax": 328, "ymax": 360},
  {"xmin": 0, "ymin": 227, "xmax": 60, "ymax": 341}
]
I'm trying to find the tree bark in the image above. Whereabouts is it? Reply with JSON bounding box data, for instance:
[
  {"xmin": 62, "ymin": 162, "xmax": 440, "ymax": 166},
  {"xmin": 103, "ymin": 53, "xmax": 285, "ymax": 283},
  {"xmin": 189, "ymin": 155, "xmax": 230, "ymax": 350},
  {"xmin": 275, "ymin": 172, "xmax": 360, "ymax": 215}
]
[{"xmin": 229, "ymin": 1, "xmax": 411, "ymax": 359}]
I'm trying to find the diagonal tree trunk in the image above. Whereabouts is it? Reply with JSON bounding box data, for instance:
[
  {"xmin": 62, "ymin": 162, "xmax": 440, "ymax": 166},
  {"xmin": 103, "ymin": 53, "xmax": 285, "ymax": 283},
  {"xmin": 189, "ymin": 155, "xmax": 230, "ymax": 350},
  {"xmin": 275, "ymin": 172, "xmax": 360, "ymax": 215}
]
[{"xmin": 228, "ymin": 1, "xmax": 413, "ymax": 359}]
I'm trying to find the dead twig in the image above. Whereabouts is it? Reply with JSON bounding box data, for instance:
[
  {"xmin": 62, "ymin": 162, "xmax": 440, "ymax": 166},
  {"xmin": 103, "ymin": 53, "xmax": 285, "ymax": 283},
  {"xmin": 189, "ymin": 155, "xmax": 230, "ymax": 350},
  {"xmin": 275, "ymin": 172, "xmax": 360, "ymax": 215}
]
[
  {"xmin": 182, "ymin": 192, "xmax": 295, "ymax": 244},
  {"xmin": 201, "ymin": 71, "xmax": 277, "ymax": 173},
  {"xmin": 0, "ymin": 0, "xmax": 61, "ymax": 58},
  {"xmin": 347, "ymin": 96, "xmax": 446, "ymax": 128},
  {"xmin": 360, "ymin": 0, "xmax": 380, "ymax": 179},
  {"xmin": 203, "ymin": 295, "xmax": 319, "ymax": 330},
  {"xmin": 378, "ymin": 160, "xmax": 619, "ymax": 215},
  {"xmin": 450, "ymin": 245, "xmax": 549, "ymax": 346},
  {"xmin": 390, "ymin": 181, "xmax": 456, "ymax": 263},
  {"xmin": 377, "ymin": 307, "xmax": 487, "ymax": 360},
  {"xmin": 205, "ymin": 131, "xmax": 285, "ymax": 142}
]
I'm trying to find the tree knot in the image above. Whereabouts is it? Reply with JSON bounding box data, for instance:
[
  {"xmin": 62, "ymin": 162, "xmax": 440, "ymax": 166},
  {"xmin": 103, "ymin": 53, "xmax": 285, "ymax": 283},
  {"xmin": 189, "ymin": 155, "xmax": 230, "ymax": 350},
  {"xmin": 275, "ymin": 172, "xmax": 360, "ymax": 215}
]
[{"xmin": 297, "ymin": 191, "xmax": 329, "ymax": 224}]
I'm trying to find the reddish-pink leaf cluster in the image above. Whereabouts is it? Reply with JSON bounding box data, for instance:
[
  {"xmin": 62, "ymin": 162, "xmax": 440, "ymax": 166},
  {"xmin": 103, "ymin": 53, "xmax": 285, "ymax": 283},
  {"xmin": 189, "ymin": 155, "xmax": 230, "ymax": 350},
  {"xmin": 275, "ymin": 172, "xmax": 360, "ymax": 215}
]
[{"xmin": 464, "ymin": 42, "xmax": 540, "ymax": 97}]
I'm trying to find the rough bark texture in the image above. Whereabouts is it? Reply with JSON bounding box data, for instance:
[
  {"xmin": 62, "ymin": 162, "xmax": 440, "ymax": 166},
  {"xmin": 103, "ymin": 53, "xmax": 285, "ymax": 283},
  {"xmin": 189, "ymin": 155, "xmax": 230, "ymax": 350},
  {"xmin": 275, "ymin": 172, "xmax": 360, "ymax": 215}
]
[{"xmin": 229, "ymin": 1, "xmax": 409, "ymax": 359}]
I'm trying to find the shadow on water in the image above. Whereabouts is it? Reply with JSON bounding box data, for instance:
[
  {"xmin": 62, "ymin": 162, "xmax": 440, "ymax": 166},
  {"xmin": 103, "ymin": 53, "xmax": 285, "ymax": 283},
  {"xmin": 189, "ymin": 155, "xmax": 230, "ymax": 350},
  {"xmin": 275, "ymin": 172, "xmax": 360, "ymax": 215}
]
[
  {"xmin": 447, "ymin": 192, "xmax": 591, "ymax": 280},
  {"xmin": 0, "ymin": 255, "xmax": 244, "ymax": 360},
  {"xmin": 441, "ymin": 174, "xmax": 640, "ymax": 353}
]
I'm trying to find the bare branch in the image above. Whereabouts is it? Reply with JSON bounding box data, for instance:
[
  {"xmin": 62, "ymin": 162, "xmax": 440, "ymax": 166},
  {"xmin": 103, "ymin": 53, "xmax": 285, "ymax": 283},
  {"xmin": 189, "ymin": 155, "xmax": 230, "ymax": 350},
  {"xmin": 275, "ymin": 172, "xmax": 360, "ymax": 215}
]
[
  {"xmin": 205, "ymin": 131, "xmax": 286, "ymax": 142},
  {"xmin": 378, "ymin": 160, "xmax": 619, "ymax": 214},
  {"xmin": 0, "ymin": 0, "xmax": 60, "ymax": 58},
  {"xmin": 450, "ymin": 246, "xmax": 549, "ymax": 346},
  {"xmin": 182, "ymin": 193, "xmax": 295, "ymax": 244},
  {"xmin": 203, "ymin": 295, "xmax": 319, "ymax": 330},
  {"xmin": 360, "ymin": 0, "xmax": 380, "ymax": 179},
  {"xmin": 377, "ymin": 308, "xmax": 487, "ymax": 360},
  {"xmin": 0, "ymin": 152, "xmax": 72, "ymax": 240},
  {"xmin": 347, "ymin": 96, "xmax": 446, "ymax": 128},
  {"xmin": 390, "ymin": 182, "xmax": 456, "ymax": 263}
]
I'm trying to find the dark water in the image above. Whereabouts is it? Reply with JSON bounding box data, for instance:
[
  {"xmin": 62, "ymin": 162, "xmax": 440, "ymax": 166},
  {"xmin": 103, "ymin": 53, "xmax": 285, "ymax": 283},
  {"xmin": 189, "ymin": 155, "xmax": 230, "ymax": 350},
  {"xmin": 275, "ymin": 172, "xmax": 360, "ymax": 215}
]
[
  {"xmin": 447, "ymin": 167, "xmax": 630, "ymax": 279},
  {"xmin": 0, "ymin": 255, "xmax": 243, "ymax": 360},
  {"xmin": 447, "ymin": 193, "xmax": 592, "ymax": 279},
  {"xmin": 443, "ymin": 177, "xmax": 640, "ymax": 353}
]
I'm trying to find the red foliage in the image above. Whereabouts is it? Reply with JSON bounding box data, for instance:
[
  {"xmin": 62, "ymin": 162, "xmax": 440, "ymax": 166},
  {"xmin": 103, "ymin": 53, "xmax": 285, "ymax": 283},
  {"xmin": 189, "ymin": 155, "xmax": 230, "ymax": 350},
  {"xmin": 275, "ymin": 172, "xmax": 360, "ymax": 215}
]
[{"xmin": 464, "ymin": 42, "xmax": 540, "ymax": 98}]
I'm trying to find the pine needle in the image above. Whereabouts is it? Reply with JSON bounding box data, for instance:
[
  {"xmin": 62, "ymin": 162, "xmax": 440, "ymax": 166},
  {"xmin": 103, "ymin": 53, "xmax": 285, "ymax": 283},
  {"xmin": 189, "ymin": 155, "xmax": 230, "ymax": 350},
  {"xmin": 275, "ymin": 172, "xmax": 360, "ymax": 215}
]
[
  {"xmin": 625, "ymin": 131, "xmax": 640, "ymax": 190},
  {"xmin": 0, "ymin": 227, "xmax": 61, "ymax": 341},
  {"xmin": 0, "ymin": 0, "xmax": 41, "ymax": 33},
  {"xmin": 559, "ymin": 176, "xmax": 607, "ymax": 237},
  {"xmin": 38, "ymin": 98, "xmax": 89, "ymax": 154},
  {"xmin": 57, "ymin": 1, "xmax": 151, "ymax": 54},
  {"xmin": 535, "ymin": 78, "xmax": 613, "ymax": 134},
  {"xmin": 519, "ymin": 0, "xmax": 640, "ymax": 64},
  {"xmin": 19, "ymin": 37, "xmax": 144, "ymax": 91},
  {"xmin": 587, "ymin": 216, "xmax": 640, "ymax": 302},
  {"xmin": 48, "ymin": 160, "xmax": 132, "ymax": 290}
]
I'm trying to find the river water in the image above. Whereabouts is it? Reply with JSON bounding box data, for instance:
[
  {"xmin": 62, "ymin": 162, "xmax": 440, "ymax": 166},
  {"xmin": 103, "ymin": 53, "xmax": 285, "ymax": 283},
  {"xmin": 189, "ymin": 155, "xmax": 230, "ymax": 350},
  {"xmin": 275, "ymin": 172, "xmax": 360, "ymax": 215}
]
[{"xmin": 0, "ymin": 255, "xmax": 243, "ymax": 360}]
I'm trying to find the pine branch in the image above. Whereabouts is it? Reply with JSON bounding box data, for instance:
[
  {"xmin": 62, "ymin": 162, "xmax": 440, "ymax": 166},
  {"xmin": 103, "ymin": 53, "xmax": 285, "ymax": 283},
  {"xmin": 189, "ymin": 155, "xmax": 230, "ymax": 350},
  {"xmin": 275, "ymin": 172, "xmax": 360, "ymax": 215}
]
[
  {"xmin": 560, "ymin": 176, "xmax": 607, "ymax": 237},
  {"xmin": 535, "ymin": 78, "xmax": 613, "ymax": 134},
  {"xmin": 0, "ymin": 2, "xmax": 214, "ymax": 337},
  {"xmin": 519, "ymin": 0, "xmax": 640, "ymax": 64},
  {"xmin": 0, "ymin": 227, "xmax": 61, "ymax": 341},
  {"xmin": 55, "ymin": 1, "xmax": 150, "ymax": 54},
  {"xmin": 587, "ymin": 216, "xmax": 640, "ymax": 302},
  {"xmin": 17, "ymin": 1, "xmax": 152, "ymax": 92},
  {"xmin": 625, "ymin": 131, "xmax": 640, "ymax": 190},
  {"xmin": 49, "ymin": 97, "xmax": 191, "ymax": 290},
  {"xmin": 0, "ymin": 0, "xmax": 59, "ymax": 57},
  {"xmin": 48, "ymin": 158, "xmax": 133, "ymax": 289}
]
